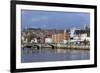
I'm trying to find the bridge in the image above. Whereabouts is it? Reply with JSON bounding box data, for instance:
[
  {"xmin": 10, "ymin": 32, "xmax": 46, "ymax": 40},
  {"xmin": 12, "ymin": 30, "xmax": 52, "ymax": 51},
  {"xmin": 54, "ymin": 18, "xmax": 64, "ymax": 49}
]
[{"xmin": 22, "ymin": 43, "xmax": 57, "ymax": 50}]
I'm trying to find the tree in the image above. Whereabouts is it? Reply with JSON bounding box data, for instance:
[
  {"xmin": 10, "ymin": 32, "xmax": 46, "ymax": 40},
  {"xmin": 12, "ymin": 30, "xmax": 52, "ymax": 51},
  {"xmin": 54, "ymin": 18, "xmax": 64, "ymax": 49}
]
[{"xmin": 83, "ymin": 39, "xmax": 89, "ymax": 45}]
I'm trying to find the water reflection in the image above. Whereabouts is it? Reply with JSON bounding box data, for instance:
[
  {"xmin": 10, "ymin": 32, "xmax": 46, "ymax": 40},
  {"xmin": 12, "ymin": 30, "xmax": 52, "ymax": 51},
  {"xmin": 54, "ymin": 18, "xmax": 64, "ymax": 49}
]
[{"xmin": 21, "ymin": 47, "xmax": 90, "ymax": 63}]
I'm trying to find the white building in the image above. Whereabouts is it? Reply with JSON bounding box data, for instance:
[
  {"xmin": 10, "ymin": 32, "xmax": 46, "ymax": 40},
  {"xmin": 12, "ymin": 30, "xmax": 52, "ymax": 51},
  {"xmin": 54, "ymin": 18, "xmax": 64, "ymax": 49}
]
[{"xmin": 45, "ymin": 38, "xmax": 53, "ymax": 43}]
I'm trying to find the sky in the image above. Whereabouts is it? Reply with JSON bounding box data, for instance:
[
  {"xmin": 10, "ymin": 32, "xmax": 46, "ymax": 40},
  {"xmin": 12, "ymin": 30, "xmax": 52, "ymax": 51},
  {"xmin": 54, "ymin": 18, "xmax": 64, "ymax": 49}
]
[{"xmin": 21, "ymin": 10, "xmax": 90, "ymax": 30}]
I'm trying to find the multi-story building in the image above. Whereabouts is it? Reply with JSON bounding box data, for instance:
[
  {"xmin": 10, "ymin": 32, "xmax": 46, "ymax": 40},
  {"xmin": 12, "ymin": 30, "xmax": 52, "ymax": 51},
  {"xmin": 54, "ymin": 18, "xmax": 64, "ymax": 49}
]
[{"xmin": 51, "ymin": 30, "xmax": 69, "ymax": 43}]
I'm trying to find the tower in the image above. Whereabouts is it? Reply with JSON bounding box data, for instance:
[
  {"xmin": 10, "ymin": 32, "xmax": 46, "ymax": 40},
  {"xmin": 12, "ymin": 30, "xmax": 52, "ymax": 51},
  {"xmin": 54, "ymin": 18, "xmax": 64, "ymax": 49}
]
[{"xmin": 70, "ymin": 28, "xmax": 75, "ymax": 39}]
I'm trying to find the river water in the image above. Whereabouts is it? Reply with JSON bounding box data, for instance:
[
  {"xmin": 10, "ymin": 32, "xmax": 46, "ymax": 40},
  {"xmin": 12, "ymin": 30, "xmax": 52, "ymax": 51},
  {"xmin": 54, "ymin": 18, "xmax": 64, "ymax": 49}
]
[{"xmin": 21, "ymin": 48, "xmax": 90, "ymax": 63}]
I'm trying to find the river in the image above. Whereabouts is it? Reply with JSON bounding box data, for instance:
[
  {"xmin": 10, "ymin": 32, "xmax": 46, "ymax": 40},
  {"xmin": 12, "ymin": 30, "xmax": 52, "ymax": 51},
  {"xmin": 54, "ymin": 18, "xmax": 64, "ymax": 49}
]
[{"xmin": 21, "ymin": 48, "xmax": 90, "ymax": 63}]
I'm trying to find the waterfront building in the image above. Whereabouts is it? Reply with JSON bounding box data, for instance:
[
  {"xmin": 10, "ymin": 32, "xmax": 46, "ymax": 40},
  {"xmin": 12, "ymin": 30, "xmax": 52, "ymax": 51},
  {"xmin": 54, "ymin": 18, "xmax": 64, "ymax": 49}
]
[
  {"xmin": 69, "ymin": 27, "xmax": 90, "ymax": 45},
  {"xmin": 51, "ymin": 29, "xmax": 69, "ymax": 43}
]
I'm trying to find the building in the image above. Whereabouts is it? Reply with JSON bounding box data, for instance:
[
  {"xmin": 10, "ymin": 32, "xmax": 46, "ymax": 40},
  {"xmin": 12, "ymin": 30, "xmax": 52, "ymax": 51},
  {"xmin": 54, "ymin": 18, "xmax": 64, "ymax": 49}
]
[
  {"xmin": 51, "ymin": 30, "xmax": 69, "ymax": 43},
  {"xmin": 52, "ymin": 33, "xmax": 64, "ymax": 43},
  {"xmin": 45, "ymin": 38, "xmax": 53, "ymax": 43},
  {"xmin": 69, "ymin": 27, "xmax": 90, "ymax": 44}
]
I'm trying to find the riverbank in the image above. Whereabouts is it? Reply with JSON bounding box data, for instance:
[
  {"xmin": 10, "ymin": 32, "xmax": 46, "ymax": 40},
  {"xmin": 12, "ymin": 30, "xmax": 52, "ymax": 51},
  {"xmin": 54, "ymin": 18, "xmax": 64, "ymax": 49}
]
[{"xmin": 22, "ymin": 43, "xmax": 90, "ymax": 50}]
